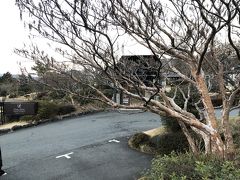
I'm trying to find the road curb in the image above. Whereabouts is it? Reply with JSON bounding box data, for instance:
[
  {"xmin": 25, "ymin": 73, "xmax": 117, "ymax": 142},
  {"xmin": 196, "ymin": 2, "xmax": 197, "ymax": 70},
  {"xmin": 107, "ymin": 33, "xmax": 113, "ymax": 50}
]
[
  {"xmin": 0, "ymin": 109, "xmax": 107, "ymax": 136},
  {"xmin": 128, "ymin": 132, "xmax": 157, "ymax": 155}
]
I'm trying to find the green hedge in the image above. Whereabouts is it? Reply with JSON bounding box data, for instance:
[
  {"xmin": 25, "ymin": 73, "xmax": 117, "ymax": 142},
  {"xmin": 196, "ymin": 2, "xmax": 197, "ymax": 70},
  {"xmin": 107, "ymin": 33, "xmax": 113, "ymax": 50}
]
[
  {"xmin": 20, "ymin": 101, "xmax": 76, "ymax": 121},
  {"xmin": 20, "ymin": 115, "xmax": 34, "ymax": 122},
  {"xmin": 129, "ymin": 131, "xmax": 192, "ymax": 155},
  {"xmin": 155, "ymin": 132, "xmax": 190, "ymax": 155},
  {"xmin": 57, "ymin": 104, "xmax": 76, "ymax": 115},
  {"xmin": 35, "ymin": 101, "xmax": 60, "ymax": 120},
  {"xmin": 144, "ymin": 152, "xmax": 240, "ymax": 180},
  {"xmin": 161, "ymin": 115, "xmax": 181, "ymax": 132},
  {"xmin": 143, "ymin": 118, "xmax": 240, "ymax": 179},
  {"xmin": 128, "ymin": 133, "xmax": 151, "ymax": 149}
]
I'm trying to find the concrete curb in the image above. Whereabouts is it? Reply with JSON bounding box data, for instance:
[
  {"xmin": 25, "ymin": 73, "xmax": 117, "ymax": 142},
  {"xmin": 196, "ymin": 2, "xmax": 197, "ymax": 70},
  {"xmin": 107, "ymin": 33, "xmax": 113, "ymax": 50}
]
[
  {"xmin": 0, "ymin": 109, "xmax": 107, "ymax": 136},
  {"xmin": 128, "ymin": 132, "xmax": 157, "ymax": 155},
  {"xmin": 128, "ymin": 127, "xmax": 167, "ymax": 155}
]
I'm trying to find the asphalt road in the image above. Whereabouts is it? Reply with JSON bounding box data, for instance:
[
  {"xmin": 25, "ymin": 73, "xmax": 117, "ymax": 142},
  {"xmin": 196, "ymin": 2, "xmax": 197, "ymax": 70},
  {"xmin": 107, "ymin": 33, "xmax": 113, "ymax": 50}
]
[
  {"xmin": 215, "ymin": 107, "xmax": 240, "ymax": 118},
  {"xmin": 0, "ymin": 110, "xmax": 161, "ymax": 180}
]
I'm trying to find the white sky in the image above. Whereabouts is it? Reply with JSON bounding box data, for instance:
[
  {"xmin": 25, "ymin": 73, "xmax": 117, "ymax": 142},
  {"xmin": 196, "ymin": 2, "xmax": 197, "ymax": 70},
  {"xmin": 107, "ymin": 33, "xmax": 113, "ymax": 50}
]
[
  {"xmin": 0, "ymin": 1, "xmax": 151, "ymax": 75},
  {"xmin": 0, "ymin": 1, "xmax": 235, "ymax": 76},
  {"xmin": 0, "ymin": 1, "xmax": 34, "ymax": 74}
]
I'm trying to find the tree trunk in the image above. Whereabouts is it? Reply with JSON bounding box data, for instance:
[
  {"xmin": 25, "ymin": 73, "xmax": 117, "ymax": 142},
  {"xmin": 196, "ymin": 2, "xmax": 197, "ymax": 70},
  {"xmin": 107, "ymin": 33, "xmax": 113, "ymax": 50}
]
[
  {"xmin": 210, "ymin": 132, "xmax": 225, "ymax": 159},
  {"xmin": 178, "ymin": 121, "xmax": 199, "ymax": 155},
  {"xmin": 192, "ymin": 68, "xmax": 225, "ymax": 157},
  {"xmin": 191, "ymin": 126, "xmax": 224, "ymax": 157},
  {"xmin": 217, "ymin": 61, "xmax": 236, "ymax": 160},
  {"xmin": 193, "ymin": 71, "xmax": 217, "ymax": 128},
  {"xmin": 222, "ymin": 106, "xmax": 235, "ymax": 160}
]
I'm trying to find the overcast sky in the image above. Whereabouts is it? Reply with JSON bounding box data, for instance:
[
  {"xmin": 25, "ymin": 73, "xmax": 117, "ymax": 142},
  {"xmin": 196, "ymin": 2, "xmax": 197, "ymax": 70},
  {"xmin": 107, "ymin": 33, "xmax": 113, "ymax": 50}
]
[
  {"xmin": 0, "ymin": 1, "xmax": 151, "ymax": 75},
  {"xmin": 0, "ymin": 1, "xmax": 33, "ymax": 74}
]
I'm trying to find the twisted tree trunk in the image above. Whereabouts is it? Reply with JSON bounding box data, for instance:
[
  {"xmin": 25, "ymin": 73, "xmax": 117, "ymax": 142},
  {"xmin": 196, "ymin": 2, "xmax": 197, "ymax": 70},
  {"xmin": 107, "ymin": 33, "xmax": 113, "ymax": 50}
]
[{"xmin": 192, "ymin": 68, "xmax": 226, "ymax": 158}]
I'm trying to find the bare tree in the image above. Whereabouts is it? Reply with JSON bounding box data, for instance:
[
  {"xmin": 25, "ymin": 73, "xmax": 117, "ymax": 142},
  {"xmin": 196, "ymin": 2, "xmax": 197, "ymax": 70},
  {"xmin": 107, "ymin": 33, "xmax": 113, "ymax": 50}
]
[{"xmin": 15, "ymin": 0, "xmax": 240, "ymax": 159}]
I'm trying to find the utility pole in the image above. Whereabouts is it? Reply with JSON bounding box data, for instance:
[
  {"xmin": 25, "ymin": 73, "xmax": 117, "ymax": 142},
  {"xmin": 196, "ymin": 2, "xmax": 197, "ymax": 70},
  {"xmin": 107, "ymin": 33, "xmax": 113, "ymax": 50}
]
[{"xmin": 0, "ymin": 147, "xmax": 6, "ymax": 176}]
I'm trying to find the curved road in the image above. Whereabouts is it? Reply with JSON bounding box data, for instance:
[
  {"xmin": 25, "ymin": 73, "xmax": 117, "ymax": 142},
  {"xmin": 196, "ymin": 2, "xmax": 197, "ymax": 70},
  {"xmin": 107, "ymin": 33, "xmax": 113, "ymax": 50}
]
[{"xmin": 0, "ymin": 110, "xmax": 161, "ymax": 180}]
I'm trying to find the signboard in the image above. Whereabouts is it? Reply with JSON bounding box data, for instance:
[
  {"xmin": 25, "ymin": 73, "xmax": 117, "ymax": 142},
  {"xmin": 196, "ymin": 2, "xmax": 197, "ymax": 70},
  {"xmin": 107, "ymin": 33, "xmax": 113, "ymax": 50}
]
[
  {"xmin": 122, "ymin": 94, "xmax": 130, "ymax": 105},
  {"xmin": 123, "ymin": 98, "xmax": 130, "ymax": 105},
  {"xmin": 3, "ymin": 102, "xmax": 38, "ymax": 116}
]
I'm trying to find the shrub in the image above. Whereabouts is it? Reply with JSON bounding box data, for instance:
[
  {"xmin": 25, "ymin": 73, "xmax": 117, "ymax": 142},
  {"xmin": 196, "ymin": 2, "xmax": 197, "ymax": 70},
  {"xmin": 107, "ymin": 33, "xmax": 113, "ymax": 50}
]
[
  {"xmin": 9, "ymin": 93, "xmax": 17, "ymax": 98},
  {"xmin": 57, "ymin": 104, "xmax": 76, "ymax": 115},
  {"xmin": 49, "ymin": 91, "xmax": 66, "ymax": 99},
  {"xmin": 73, "ymin": 95, "xmax": 93, "ymax": 105},
  {"xmin": 0, "ymin": 90, "xmax": 7, "ymax": 97},
  {"xmin": 129, "ymin": 131, "xmax": 191, "ymax": 155},
  {"xmin": 129, "ymin": 133, "xmax": 158, "ymax": 154},
  {"xmin": 161, "ymin": 115, "xmax": 181, "ymax": 132},
  {"xmin": 5, "ymin": 115, "xmax": 21, "ymax": 122},
  {"xmin": 145, "ymin": 152, "xmax": 199, "ymax": 180},
  {"xmin": 35, "ymin": 101, "xmax": 60, "ymax": 120},
  {"xmin": 231, "ymin": 118, "xmax": 240, "ymax": 148},
  {"xmin": 141, "ymin": 116, "xmax": 240, "ymax": 179},
  {"xmin": 144, "ymin": 152, "xmax": 240, "ymax": 180},
  {"xmin": 32, "ymin": 101, "xmax": 77, "ymax": 121},
  {"xmin": 35, "ymin": 92, "xmax": 48, "ymax": 100},
  {"xmin": 155, "ymin": 131, "xmax": 189, "ymax": 155},
  {"xmin": 20, "ymin": 115, "xmax": 34, "ymax": 122},
  {"xmin": 128, "ymin": 133, "xmax": 150, "ymax": 149},
  {"xmin": 8, "ymin": 101, "xmax": 77, "ymax": 122},
  {"xmin": 195, "ymin": 158, "xmax": 240, "ymax": 180},
  {"xmin": 18, "ymin": 91, "xmax": 26, "ymax": 96}
]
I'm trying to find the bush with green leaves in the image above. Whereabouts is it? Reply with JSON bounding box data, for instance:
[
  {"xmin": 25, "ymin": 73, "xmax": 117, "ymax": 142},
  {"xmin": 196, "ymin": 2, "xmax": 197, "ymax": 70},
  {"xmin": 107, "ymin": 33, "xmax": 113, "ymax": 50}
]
[
  {"xmin": 128, "ymin": 133, "xmax": 151, "ymax": 149},
  {"xmin": 57, "ymin": 104, "xmax": 76, "ymax": 115},
  {"xmin": 0, "ymin": 89, "xmax": 7, "ymax": 97},
  {"xmin": 144, "ymin": 152, "xmax": 240, "ymax": 180},
  {"xmin": 34, "ymin": 101, "xmax": 77, "ymax": 120},
  {"xmin": 230, "ymin": 118, "xmax": 240, "ymax": 149},
  {"xmin": 142, "ymin": 117, "xmax": 240, "ymax": 179},
  {"xmin": 19, "ymin": 103, "xmax": 76, "ymax": 121},
  {"xmin": 49, "ymin": 91, "xmax": 66, "ymax": 100},
  {"xmin": 155, "ymin": 132, "xmax": 189, "ymax": 155},
  {"xmin": 161, "ymin": 115, "xmax": 181, "ymax": 132},
  {"xmin": 34, "ymin": 101, "xmax": 60, "ymax": 120},
  {"xmin": 73, "ymin": 95, "xmax": 93, "ymax": 105},
  {"xmin": 20, "ymin": 115, "xmax": 34, "ymax": 122},
  {"xmin": 9, "ymin": 93, "xmax": 17, "ymax": 98}
]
